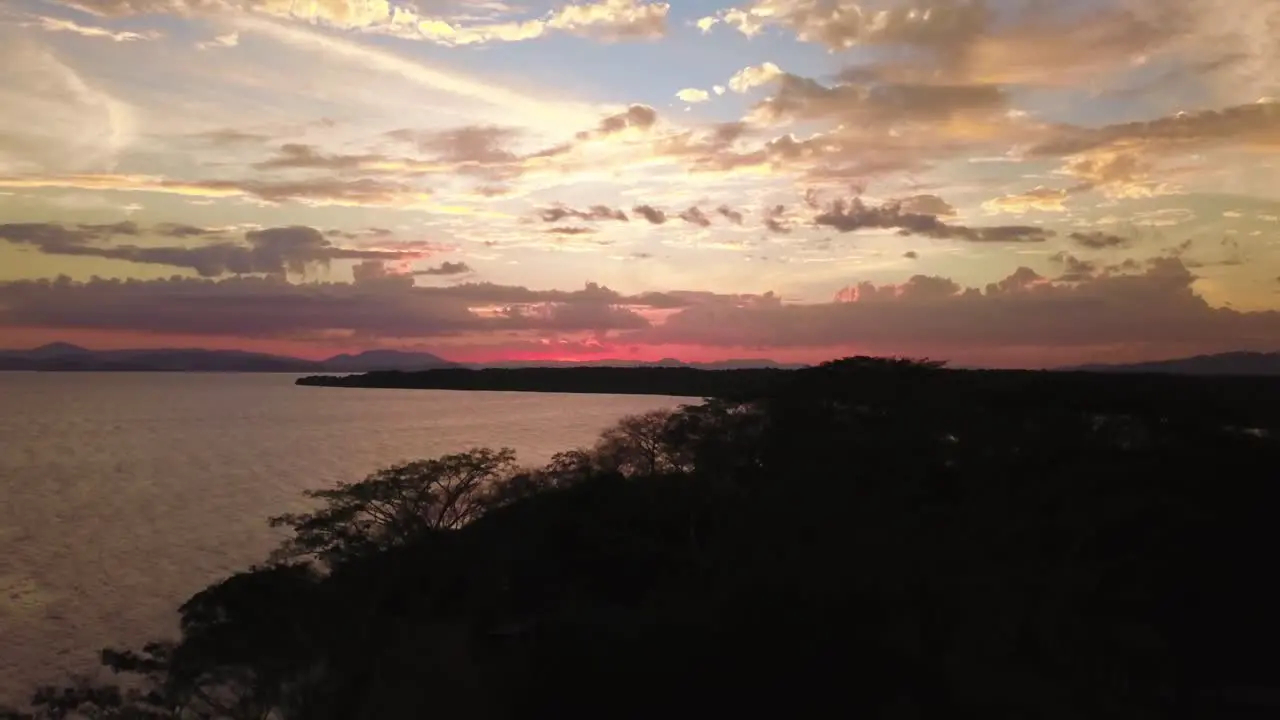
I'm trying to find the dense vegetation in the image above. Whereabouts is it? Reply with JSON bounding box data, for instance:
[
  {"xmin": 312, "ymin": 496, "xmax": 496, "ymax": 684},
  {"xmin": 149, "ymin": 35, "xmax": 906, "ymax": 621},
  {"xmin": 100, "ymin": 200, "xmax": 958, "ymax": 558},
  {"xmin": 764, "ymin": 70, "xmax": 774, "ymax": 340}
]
[
  {"xmin": 9, "ymin": 358, "xmax": 1280, "ymax": 719},
  {"xmin": 297, "ymin": 364, "xmax": 1280, "ymax": 422}
]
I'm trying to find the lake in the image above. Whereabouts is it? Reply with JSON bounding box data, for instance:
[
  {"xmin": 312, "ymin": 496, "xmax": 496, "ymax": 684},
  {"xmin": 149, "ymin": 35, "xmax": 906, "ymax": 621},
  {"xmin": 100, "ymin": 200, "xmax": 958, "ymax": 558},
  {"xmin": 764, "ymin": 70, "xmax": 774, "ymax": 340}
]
[{"xmin": 0, "ymin": 373, "xmax": 691, "ymax": 704}]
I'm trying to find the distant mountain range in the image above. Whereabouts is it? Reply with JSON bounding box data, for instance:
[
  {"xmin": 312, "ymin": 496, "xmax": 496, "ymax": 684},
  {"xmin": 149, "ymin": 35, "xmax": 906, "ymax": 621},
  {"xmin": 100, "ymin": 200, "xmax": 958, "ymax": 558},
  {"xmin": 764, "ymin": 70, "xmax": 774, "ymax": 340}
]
[
  {"xmin": 1067, "ymin": 352, "xmax": 1280, "ymax": 376},
  {"xmin": 0, "ymin": 343, "xmax": 455, "ymax": 373},
  {"xmin": 6, "ymin": 343, "xmax": 1276, "ymax": 375},
  {"xmin": 0, "ymin": 343, "xmax": 806, "ymax": 373}
]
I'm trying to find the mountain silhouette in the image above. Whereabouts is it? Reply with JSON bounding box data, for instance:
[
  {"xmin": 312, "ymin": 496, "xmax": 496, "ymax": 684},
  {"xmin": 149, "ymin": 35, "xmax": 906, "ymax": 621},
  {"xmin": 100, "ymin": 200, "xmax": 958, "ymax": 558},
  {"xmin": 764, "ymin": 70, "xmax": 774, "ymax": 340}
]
[
  {"xmin": 0, "ymin": 343, "xmax": 801, "ymax": 373},
  {"xmin": 323, "ymin": 350, "xmax": 457, "ymax": 372},
  {"xmin": 1069, "ymin": 351, "xmax": 1280, "ymax": 376},
  {"xmin": 0, "ymin": 344, "xmax": 456, "ymax": 373}
]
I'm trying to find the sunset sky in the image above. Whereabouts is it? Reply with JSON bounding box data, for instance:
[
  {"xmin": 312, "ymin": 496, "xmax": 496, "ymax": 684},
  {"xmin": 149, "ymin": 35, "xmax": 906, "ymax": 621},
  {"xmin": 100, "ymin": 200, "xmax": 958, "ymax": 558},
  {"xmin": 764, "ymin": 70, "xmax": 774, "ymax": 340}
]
[{"xmin": 2, "ymin": 0, "xmax": 1279, "ymax": 366}]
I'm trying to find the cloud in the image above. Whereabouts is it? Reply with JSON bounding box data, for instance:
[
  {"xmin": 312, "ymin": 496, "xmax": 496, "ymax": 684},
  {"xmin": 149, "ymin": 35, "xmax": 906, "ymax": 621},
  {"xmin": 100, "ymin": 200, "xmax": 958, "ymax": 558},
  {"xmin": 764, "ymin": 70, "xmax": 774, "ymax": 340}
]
[
  {"xmin": 717, "ymin": 206, "xmax": 744, "ymax": 224},
  {"xmin": 699, "ymin": 0, "xmax": 1227, "ymax": 93},
  {"xmin": 583, "ymin": 104, "xmax": 659, "ymax": 138},
  {"xmin": 252, "ymin": 143, "xmax": 387, "ymax": 171},
  {"xmin": 188, "ymin": 128, "xmax": 271, "ymax": 146},
  {"xmin": 0, "ymin": 174, "xmax": 433, "ymax": 207},
  {"xmin": 350, "ymin": 258, "xmax": 470, "ymax": 286},
  {"xmin": 30, "ymin": 16, "xmax": 162, "ymax": 41},
  {"xmin": 417, "ymin": 261, "xmax": 472, "ymax": 276},
  {"xmin": 154, "ymin": 222, "xmax": 223, "ymax": 238},
  {"xmin": 813, "ymin": 197, "xmax": 1054, "ymax": 243},
  {"xmin": 538, "ymin": 205, "xmax": 629, "ymax": 223},
  {"xmin": 1032, "ymin": 100, "xmax": 1280, "ymax": 157},
  {"xmin": 386, "ymin": 124, "xmax": 521, "ymax": 162},
  {"xmin": 51, "ymin": 0, "xmax": 669, "ymax": 44},
  {"xmin": 623, "ymin": 257, "xmax": 1280, "ymax": 364},
  {"xmin": 1049, "ymin": 252, "xmax": 1099, "ymax": 282},
  {"xmin": 632, "ymin": 205, "xmax": 667, "ymax": 224},
  {"xmin": 764, "ymin": 204, "xmax": 792, "ymax": 234},
  {"xmin": 719, "ymin": 0, "xmax": 993, "ymax": 50},
  {"xmin": 676, "ymin": 88, "xmax": 710, "ymax": 104},
  {"xmin": 1070, "ymin": 231, "xmax": 1131, "ymax": 250},
  {"xmin": 0, "ymin": 223, "xmax": 432, "ymax": 277},
  {"xmin": 1055, "ymin": 150, "xmax": 1164, "ymax": 199},
  {"xmin": 233, "ymin": 15, "xmax": 600, "ymax": 134},
  {"xmin": 413, "ymin": 0, "xmax": 668, "ymax": 45},
  {"xmin": 896, "ymin": 194, "xmax": 956, "ymax": 217},
  {"xmin": 197, "ymin": 31, "xmax": 239, "ymax": 49},
  {"xmin": 0, "ymin": 38, "xmax": 135, "ymax": 174},
  {"xmin": 545, "ymin": 0, "xmax": 668, "ymax": 38},
  {"xmin": 753, "ymin": 72, "xmax": 1007, "ymax": 127},
  {"xmin": 677, "ymin": 207, "xmax": 711, "ymax": 227},
  {"xmin": 982, "ymin": 187, "xmax": 1070, "ymax": 214},
  {"xmin": 10, "ymin": 256, "xmax": 1278, "ymax": 365},
  {"xmin": 0, "ymin": 275, "xmax": 662, "ymax": 340},
  {"xmin": 546, "ymin": 226, "xmax": 598, "ymax": 235},
  {"xmin": 903, "ymin": 251, "xmax": 919, "ymax": 260},
  {"xmin": 728, "ymin": 62, "xmax": 783, "ymax": 93}
]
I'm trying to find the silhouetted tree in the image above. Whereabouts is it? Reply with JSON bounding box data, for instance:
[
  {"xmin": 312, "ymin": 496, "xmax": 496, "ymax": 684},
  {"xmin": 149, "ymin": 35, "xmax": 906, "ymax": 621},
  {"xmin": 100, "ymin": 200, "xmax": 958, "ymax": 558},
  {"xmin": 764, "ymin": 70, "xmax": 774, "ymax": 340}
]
[{"xmin": 269, "ymin": 448, "xmax": 519, "ymax": 567}]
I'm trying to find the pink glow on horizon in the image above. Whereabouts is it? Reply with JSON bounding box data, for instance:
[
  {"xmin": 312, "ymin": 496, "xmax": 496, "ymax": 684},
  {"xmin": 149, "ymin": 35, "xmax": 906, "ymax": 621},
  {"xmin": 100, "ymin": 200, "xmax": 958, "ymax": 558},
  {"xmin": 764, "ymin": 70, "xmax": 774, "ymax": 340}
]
[{"xmin": 0, "ymin": 327, "xmax": 1166, "ymax": 369}]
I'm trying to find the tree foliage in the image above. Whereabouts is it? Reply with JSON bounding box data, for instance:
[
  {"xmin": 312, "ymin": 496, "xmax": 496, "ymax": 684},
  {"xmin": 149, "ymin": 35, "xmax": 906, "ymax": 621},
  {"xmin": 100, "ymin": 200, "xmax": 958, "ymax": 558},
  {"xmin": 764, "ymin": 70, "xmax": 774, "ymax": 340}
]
[{"xmin": 268, "ymin": 447, "xmax": 519, "ymax": 567}]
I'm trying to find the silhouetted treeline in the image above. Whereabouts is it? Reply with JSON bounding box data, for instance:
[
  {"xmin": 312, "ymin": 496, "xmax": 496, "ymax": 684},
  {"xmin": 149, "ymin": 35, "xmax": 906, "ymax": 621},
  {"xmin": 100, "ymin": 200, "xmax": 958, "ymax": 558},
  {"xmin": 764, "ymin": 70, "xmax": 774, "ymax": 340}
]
[
  {"xmin": 297, "ymin": 365, "xmax": 791, "ymax": 398},
  {"xmin": 9, "ymin": 357, "xmax": 1280, "ymax": 719},
  {"xmin": 300, "ymin": 361, "xmax": 1280, "ymax": 430}
]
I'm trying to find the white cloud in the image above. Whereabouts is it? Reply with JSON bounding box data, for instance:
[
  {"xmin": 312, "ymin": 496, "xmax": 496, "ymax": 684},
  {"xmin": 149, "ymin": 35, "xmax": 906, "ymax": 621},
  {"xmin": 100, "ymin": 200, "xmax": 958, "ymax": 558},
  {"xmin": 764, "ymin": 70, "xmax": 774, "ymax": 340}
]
[
  {"xmin": 197, "ymin": 31, "xmax": 239, "ymax": 50},
  {"xmin": 232, "ymin": 15, "xmax": 602, "ymax": 134},
  {"xmin": 728, "ymin": 62, "xmax": 782, "ymax": 93},
  {"xmin": 414, "ymin": 0, "xmax": 669, "ymax": 46},
  {"xmin": 676, "ymin": 88, "xmax": 710, "ymax": 104},
  {"xmin": 31, "ymin": 16, "xmax": 162, "ymax": 42},
  {"xmin": 0, "ymin": 36, "xmax": 135, "ymax": 174}
]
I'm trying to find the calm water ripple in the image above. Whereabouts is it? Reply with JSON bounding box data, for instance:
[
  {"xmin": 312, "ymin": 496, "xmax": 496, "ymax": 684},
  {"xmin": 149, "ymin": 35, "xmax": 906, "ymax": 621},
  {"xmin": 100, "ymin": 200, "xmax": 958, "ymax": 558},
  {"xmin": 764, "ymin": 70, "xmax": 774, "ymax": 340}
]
[{"xmin": 0, "ymin": 373, "xmax": 690, "ymax": 703}]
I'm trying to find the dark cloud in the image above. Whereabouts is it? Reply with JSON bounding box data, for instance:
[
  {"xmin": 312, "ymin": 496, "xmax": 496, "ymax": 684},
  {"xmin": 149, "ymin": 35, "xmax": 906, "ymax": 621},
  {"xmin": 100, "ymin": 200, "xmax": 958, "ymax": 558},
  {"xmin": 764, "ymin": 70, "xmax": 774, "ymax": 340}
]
[
  {"xmin": 896, "ymin": 194, "xmax": 957, "ymax": 217},
  {"xmin": 755, "ymin": 72, "xmax": 1007, "ymax": 127},
  {"xmin": 582, "ymin": 104, "xmax": 658, "ymax": 139},
  {"xmin": 546, "ymin": 226, "xmax": 597, "ymax": 235},
  {"xmin": 1049, "ymin": 251, "xmax": 1100, "ymax": 282},
  {"xmin": 386, "ymin": 125, "xmax": 519, "ymax": 163},
  {"xmin": 632, "ymin": 205, "xmax": 667, "ymax": 224},
  {"xmin": 903, "ymin": 251, "xmax": 919, "ymax": 260},
  {"xmin": 252, "ymin": 143, "xmax": 383, "ymax": 171},
  {"xmin": 622, "ymin": 257, "xmax": 1280, "ymax": 363},
  {"xmin": 77, "ymin": 221, "xmax": 140, "ymax": 236},
  {"xmin": 417, "ymin": 261, "xmax": 473, "ymax": 276},
  {"xmin": 1030, "ymin": 101, "xmax": 1280, "ymax": 157},
  {"xmin": 718, "ymin": 0, "xmax": 993, "ymax": 52},
  {"xmin": 188, "ymin": 128, "xmax": 271, "ymax": 146},
  {"xmin": 677, "ymin": 207, "xmax": 711, "ymax": 227},
  {"xmin": 0, "ymin": 223, "xmax": 103, "ymax": 250},
  {"xmin": 8, "ymin": 258, "xmax": 1276, "ymax": 364},
  {"xmin": 764, "ymin": 205, "xmax": 792, "ymax": 234},
  {"xmin": 717, "ymin": 205, "xmax": 744, "ymax": 224},
  {"xmin": 0, "ymin": 223, "xmax": 429, "ymax": 277},
  {"xmin": 538, "ymin": 205, "xmax": 629, "ymax": 222},
  {"xmin": 0, "ymin": 276, "xmax": 661, "ymax": 340},
  {"xmin": 157, "ymin": 177, "xmax": 432, "ymax": 206},
  {"xmin": 155, "ymin": 222, "xmax": 221, "ymax": 238},
  {"xmin": 813, "ymin": 197, "xmax": 1054, "ymax": 243},
  {"xmin": 1070, "ymin": 231, "xmax": 1131, "ymax": 249}
]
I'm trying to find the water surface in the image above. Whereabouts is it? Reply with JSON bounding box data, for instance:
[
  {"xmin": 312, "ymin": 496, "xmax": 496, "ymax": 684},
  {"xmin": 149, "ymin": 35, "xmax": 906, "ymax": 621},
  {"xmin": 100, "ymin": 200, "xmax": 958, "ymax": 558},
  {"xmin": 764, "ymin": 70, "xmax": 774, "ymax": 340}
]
[{"xmin": 0, "ymin": 373, "xmax": 689, "ymax": 702}]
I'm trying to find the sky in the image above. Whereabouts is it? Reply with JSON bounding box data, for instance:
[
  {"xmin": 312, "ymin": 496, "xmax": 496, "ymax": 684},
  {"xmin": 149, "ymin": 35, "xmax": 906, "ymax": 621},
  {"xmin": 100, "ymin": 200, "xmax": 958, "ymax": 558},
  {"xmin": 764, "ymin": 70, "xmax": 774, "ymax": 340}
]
[{"xmin": 1, "ymin": 0, "xmax": 1279, "ymax": 367}]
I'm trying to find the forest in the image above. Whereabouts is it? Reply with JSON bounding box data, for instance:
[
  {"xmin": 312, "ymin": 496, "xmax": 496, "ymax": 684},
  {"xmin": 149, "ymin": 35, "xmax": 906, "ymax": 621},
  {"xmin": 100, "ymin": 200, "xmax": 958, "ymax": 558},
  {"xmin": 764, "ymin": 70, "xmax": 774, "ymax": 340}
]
[{"xmin": 8, "ymin": 357, "xmax": 1280, "ymax": 719}]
